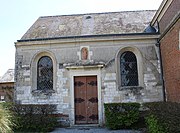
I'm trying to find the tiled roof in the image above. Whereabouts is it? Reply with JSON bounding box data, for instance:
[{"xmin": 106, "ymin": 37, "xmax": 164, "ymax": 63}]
[
  {"xmin": 0, "ymin": 69, "xmax": 14, "ymax": 83},
  {"xmin": 20, "ymin": 10, "xmax": 156, "ymax": 40}
]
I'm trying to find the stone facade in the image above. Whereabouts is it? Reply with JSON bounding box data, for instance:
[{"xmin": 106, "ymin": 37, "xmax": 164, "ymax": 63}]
[{"xmin": 15, "ymin": 11, "xmax": 164, "ymax": 126}]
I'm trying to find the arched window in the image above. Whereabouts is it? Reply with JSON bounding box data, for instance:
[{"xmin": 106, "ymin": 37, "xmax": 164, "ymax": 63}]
[
  {"xmin": 120, "ymin": 51, "xmax": 138, "ymax": 87},
  {"xmin": 37, "ymin": 56, "xmax": 53, "ymax": 90}
]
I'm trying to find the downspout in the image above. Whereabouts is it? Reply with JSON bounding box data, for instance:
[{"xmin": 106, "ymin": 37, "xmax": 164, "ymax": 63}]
[{"xmin": 156, "ymin": 40, "xmax": 166, "ymax": 102}]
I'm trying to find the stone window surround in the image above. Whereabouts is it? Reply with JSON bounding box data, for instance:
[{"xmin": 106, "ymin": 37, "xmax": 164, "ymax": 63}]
[
  {"xmin": 30, "ymin": 50, "xmax": 57, "ymax": 94},
  {"xmin": 116, "ymin": 46, "xmax": 144, "ymax": 90}
]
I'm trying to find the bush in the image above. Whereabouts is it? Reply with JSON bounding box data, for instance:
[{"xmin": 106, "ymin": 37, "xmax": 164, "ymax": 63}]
[
  {"xmin": 143, "ymin": 102, "xmax": 180, "ymax": 133},
  {"xmin": 145, "ymin": 114, "xmax": 165, "ymax": 133},
  {"xmin": 12, "ymin": 104, "xmax": 58, "ymax": 132},
  {"xmin": 0, "ymin": 103, "xmax": 15, "ymax": 133},
  {"xmin": 104, "ymin": 103, "xmax": 140, "ymax": 130}
]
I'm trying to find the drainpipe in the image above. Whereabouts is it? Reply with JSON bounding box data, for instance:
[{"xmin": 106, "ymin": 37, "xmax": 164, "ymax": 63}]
[{"xmin": 156, "ymin": 40, "xmax": 166, "ymax": 102}]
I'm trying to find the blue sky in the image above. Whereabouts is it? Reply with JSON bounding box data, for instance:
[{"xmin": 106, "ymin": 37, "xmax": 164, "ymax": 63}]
[{"xmin": 0, "ymin": 0, "xmax": 162, "ymax": 76}]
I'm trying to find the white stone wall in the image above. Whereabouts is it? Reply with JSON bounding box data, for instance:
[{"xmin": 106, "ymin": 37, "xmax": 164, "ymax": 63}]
[
  {"xmin": 102, "ymin": 71, "xmax": 163, "ymax": 104},
  {"xmin": 15, "ymin": 67, "xmax": 71, "ymax": 116},
  {"xmin": 15, "ymin": 35, "xmax": 164, "ymax": 125}
]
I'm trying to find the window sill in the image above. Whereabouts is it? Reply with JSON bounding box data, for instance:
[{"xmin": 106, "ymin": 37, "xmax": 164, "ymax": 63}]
[
  {"xmin": 118, "ymin": 86, "xmax": 143, "ymax": 91},
  {"xmin": 32, "ymin": 89, "xmax": 55, "ymax": 96}
]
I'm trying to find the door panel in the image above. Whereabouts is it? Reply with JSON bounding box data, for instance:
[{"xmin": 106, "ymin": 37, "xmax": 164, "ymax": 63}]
[
  {"xmin": 74, "ymin": 77, "xmax": 87, "ymax": 124},
  {"xmin": 86, "ymin": 76, "xmax": 98, "ymax": 124},
  {"xmin": 74, "ymin": 76, "xmax": 98, "ymax": 124}
]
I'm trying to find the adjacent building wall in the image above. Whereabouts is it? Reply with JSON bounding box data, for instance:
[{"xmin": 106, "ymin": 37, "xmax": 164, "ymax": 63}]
[
  {"xmin": 160, "ymin": 21, "xmax": 180, "ymax": 102},
  {"xmin": 0, "ymin": 82, "xmax": 14, "ymax": 102},
  {"xmin": 158, "ymin": 0, "xmax": 179, "ymax": 33},
  {"xmin": 0, "ymin": 69, "xmax": 14, "ymax": 102},
  {"xmin": 152, "ymin": 0, "xmax": 180, "ymax": 102}
]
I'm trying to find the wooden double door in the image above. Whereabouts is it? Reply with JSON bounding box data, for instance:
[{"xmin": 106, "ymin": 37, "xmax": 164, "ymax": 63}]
[{"xmin": 74, "ymin": 76, "xmax": 98, "ymax": 124}]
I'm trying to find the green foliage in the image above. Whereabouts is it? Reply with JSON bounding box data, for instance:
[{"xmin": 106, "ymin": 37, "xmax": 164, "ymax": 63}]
[
  {"xmin": 11, "ymin": 104, "xmax": 58, "ymax": 132},
  {"xmin": 145, "ymin": 115, "xmax": 165, "ymax": 133},
  {"xmin": 143, "ymin": 102, "xmax": 180, "ymax": 133},
  {"xmin": 104, "ymin": 103, "xmax": 140, "ymax": 130},
  {"xmin": 0, "ymin": 103, "xmax": 14, "ymax": 133}
]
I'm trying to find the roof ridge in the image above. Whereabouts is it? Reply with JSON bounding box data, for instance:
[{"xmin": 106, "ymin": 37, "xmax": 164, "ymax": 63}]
[{"xmin": 40, "ymin": 10, "xmax": 156, "ymax": 18}]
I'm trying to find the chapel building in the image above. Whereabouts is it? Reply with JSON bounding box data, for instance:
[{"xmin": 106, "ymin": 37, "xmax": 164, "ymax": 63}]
[{"xmin": 15, "ymin": 10, "xmax": 163, "ymax": 125}]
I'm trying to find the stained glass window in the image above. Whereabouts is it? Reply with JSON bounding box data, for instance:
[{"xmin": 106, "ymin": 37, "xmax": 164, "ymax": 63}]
[
  {"xmin": 37, "ymin": 56, "xmax": 53, "ymax": 90},
  {"xmin": 120, "ymin": 51, "xmax": 138, "ymax": 87}
]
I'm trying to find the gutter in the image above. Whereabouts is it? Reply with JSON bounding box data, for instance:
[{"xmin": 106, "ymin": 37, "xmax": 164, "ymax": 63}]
[
  {"xmin": 17, "ymin": 32, "xmax": 159, "ymax": 42},
  {"xmin": 156, "ymin": 40, "xmax": 166, "ymax": 102}
]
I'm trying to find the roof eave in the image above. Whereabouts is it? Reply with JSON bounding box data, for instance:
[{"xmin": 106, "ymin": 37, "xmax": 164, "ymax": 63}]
[
  {"xmin": 17, "ymin": 32, "xmax": 160, "ymax": 43},
  {"xmin": 151, "ymin": 0, "xmax": 173, "ymax": 25}
]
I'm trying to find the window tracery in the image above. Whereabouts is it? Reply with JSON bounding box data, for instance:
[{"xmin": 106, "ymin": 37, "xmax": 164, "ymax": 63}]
[
  {"xmin": 37, "ymin": 56, "xmax": 53, "ymax": 90},
  {"xmin": 120, "ymin": 51, "xmax": 138, "ymax": 87}
]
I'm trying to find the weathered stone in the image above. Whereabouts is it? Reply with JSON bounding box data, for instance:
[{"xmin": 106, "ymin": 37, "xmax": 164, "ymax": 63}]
[{"xmin": 14, "ymin": 10, "xmax": 163, "ymax": 126}]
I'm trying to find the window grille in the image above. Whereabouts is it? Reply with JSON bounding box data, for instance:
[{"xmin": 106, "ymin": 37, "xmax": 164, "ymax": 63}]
[
  {"xmin": 37, "ymin": 56, "xmax": 53, "ymax": 90},
  {"xmin": 120, "ymin": 51, "xmax": 138, "ymax": 87}
]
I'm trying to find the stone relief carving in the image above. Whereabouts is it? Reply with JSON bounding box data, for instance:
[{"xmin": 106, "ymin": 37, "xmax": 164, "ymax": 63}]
[{"xmin": 81, "ymin": 47, "xmax": 88, "ymax": 60}]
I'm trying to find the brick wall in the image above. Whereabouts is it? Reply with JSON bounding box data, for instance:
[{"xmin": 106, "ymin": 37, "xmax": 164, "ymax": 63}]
[
  {"xmin": 0, "ymin": 82, "xmax": 14, "ymax": 102},
  {"xmin": 159, "ymin": 0, "xmax": 180, "ymax": 33},
  {"xmin": 160, "ymin": 21, "xmax": 180, "ymax": 102}
]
